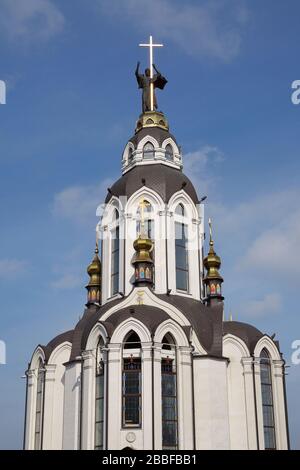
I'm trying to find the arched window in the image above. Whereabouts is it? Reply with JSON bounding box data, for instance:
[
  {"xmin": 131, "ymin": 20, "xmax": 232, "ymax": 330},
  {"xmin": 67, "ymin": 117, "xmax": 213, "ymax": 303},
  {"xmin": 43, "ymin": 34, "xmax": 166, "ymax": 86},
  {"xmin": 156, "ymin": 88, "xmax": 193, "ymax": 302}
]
[
  {"xmin": 95, "ymin": 339, "xmax": 105, "ymax": 450},
  {"xmin": 175, "ymin": 204, "xmax": 189, "ymax": 292},
  {"xmin": 111, "ymin": 210, "xmax": 120, "ymax": 296},
  {"xmin": 128, "ymin": 147, "xmax": 134, "ymax": 162},
  {"xmin": 161, "ymin": 334, "xmax": 178, "ymax": 450},
  {"xmin": 136, "ymin": 200, "xmax": 154, "ymax": 239},
  {"xmin": 260, "ymin": 349, "xmax": 276, "ymax": 450},
  {"xmin": 34, "ymin": 358, "xmax": 45, "ymax": 450},
  {"xmin": 143, "ymin": 142, "xmax": 155, "ymax": 160},
  {"xmin": 124, "ymin": 331, "xmax": 141, "ymax": 349},
  {"xmin": 122, "ymin": 331, "xmax": 142, "ymax": 427},
  {"xmin": 165, "ymin": 144, "xmax": 174, "ymax": 161}
]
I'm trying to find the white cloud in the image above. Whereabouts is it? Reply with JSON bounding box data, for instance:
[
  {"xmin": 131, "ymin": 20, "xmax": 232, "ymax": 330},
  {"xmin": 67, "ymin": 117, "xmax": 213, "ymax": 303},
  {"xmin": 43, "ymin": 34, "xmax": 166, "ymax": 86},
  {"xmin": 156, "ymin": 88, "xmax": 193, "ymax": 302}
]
[
  {"xmin": 98, "ymin": 0, "xmax": 248, "ymax": 62},
  {"xmin": 184, "ymin": 145, "xmax": 224, "ymax": 195},
  {"xmin": 207, "ymin": 187, "xmax": 300, "ymax": 280},
  {"xmin": 52, "ymin": 178, "xmax": 113, "ymax": 225},
  {"xmin": 239, "ymin": 293, "xmax": 282, "ymax": 318},
  {"xmin": 0, "ymin": 259, "xmax": 27, "ymax": 278},
  {"xmin": 0, "ymin": 0, "xmax": 65, "ymax": 42},
  {"xmin": 239, "ymin": 212, "xmax": 300, "ymax": 276}
]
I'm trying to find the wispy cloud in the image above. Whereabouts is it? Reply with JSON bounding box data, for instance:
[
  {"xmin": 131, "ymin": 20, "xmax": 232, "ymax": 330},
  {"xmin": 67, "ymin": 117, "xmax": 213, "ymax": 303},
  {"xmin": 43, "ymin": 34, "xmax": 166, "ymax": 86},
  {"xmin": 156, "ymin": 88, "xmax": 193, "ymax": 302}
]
[
  {"xmin": 52, "ymin": 178, "xmax": 113, "ymax": 225},
  {"xmin": 0, "ymin": 259, "xmax": 27, "ymax": 279},
  {"xmin": 184, "ymin": 145, "xmax": 224, "ymax": 195},
  {"xmin": 239, "ymin": 293, "xmax": 282, "ymax": 318},
  {"xmin": 0, "ymin": 0, "xmax": 65, "ymax": 42},
  {"xmin": 98, "ymin": 0, "xmax": 249, "ymax": 62},
  {"xmin": 209, "ymin": 188, "xmax": 300, "ymax": 279}
]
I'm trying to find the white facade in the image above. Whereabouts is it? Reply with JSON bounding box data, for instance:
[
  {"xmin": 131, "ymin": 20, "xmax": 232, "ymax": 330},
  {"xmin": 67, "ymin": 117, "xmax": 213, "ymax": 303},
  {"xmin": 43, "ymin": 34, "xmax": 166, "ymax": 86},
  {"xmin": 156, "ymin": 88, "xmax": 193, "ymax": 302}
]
[{"xmin": 24, "ymin": 117, "xmax": 289, "ymax": 451}]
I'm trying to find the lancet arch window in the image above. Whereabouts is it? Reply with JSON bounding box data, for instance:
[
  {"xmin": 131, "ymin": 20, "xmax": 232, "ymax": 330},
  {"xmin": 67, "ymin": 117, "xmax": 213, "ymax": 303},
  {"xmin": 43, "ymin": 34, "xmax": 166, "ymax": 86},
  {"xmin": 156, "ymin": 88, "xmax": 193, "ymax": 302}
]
[
  {"xmin": 143, "ymin": 142, "xmax": 155, "ymax": 160},
  {"xmin": 136, "ymin": 200, "xmax": 154, "ymax": 240},
  {"xmin": 260, "ymin": 348, "xmax": 276, "ymax": 450},
  {"xmin": 165, "ymin": 144, "xmax": 174, "ymax": 161},
  {"xmin": 111, "ymin": 209, "xmax": 120, "ymax": 296},
  {"xmin": 161, "ymin": 334, "xmax": 178, "ymax": 450},
  {"xmin": 174, "ymin": 204, "xmax": 189, "ymax": 292},
  {"xmin": 122, "ymin": 331, "xmax": 142, "ymax": 428}
]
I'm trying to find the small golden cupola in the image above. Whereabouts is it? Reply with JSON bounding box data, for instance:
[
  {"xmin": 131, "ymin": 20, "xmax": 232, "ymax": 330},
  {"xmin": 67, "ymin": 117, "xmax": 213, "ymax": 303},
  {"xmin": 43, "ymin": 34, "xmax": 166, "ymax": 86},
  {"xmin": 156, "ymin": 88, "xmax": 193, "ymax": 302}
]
[
  {"xmin": 203, "ymin": 218, "xmax": 224, "ymax": 305},
  {"xmin": 132, "ymin": 199, "xmax": 154, "ymax": 287},
  {"xmin": 86, "ymin": 242, "xmax": 101, "ymax": 306}
]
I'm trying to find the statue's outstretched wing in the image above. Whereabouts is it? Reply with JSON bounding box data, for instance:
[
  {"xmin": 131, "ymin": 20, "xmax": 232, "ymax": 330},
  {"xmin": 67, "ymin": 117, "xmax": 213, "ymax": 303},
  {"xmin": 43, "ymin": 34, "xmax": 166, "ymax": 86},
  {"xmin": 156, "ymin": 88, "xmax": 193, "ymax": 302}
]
[{"xmin": 154, "ymin": 74, "xmax": 168, "ymax": 90}]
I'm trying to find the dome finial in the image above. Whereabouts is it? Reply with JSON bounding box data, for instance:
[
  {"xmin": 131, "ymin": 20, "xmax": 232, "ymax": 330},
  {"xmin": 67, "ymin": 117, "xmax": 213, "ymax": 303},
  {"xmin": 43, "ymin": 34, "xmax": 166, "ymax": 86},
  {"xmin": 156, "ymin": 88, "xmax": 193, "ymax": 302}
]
[
  {"xmin": 203, "ymin": 218, "xmax": 224, "ymax": 306},
  {"xmin": 132, "ymin": 199, "xmax": 154, "ymax": 287},
  {"xmin": 86, "ymin": 236, "xmax": 101, "ymax": 307},
  {"xmin": 208, "ymin": 217, "xmax": 213, "ymax": 244}
]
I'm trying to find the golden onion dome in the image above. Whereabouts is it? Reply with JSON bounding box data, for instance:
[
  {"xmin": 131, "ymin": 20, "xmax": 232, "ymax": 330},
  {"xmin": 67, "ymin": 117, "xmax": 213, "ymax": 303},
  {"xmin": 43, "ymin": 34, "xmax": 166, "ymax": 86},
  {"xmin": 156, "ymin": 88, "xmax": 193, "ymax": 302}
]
[
  {"xmin": 204, "ymin": 219, "xmax": 223, "ymax": 282},
  {"xmin": 87, "ymin": 245, "xmax": 101, "ymax": 276},
  {"xmin": 132, "ymin": 236, "xmax": 154, "ymax": 264}
]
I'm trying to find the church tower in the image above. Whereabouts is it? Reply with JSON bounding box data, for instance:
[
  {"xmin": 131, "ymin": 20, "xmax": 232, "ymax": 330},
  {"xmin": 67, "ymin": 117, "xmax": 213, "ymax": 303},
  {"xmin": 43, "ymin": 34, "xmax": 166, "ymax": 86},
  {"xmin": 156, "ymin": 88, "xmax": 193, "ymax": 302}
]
[{"xmin": 24, "ymin": 39, "xmax": 289, "ymax": 451}]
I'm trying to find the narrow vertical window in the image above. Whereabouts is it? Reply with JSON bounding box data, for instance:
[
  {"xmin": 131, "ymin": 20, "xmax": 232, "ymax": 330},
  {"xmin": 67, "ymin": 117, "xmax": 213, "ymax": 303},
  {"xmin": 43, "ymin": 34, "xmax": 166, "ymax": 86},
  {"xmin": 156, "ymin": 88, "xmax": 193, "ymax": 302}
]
[
  {"xmin": 143, "ymin": 142, "xmax": 155, "ymax": 159},
  {"xmin": 165, "ymin": 144, "xmax": 174, "ymax": 161},
  {"xmin": 260, "ymin": 349, "xmax": 276, "ymax": 450},
  {"xmin": 95, "ymin": 341, "xmax": 105, "ymax": 450},
  {"xmin": 111, "ymin": 210, "xmax": 119, "ymax": 296},
  {"xmin": 122, "ymin": 332, "xmax": 142, "ymax": 427},
  {"xmin": 136, "ymin": 200, "xmax": 153, "ymax": 239},
  {"xmin": 161, "ymin": 334, "xmax": 178, "ymax": 450},
  {"xmin": 128, "ymin": 147, "xmax": 134, "ymax": 162},
  {"xmin": 175, "ymin": 204, "xmax": 189, "ymax": 291},
  {"xmin": 34, "ymin": 359, "xmax": 45, "ymax": 450}
]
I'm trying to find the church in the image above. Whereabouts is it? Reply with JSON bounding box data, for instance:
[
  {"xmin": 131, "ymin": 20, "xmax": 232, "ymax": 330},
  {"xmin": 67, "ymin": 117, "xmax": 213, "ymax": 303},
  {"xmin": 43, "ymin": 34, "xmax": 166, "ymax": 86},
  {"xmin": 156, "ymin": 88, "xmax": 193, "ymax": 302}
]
[{"xmin": 24, "ymin": 42, "xmax": 289, "ymax": 451}]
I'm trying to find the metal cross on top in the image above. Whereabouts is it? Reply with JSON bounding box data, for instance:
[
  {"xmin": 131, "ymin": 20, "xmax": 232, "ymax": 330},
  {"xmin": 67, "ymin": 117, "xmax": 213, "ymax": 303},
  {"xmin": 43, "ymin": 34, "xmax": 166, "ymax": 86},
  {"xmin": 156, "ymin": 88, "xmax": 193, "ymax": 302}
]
[
  {"xmin": 139, "ymin": 198, "xmax": 151, "ymax": 237},
  {"xmin": 208, "ymin": 218, "xmax": 213, "ymax": 243},
  {"xmin": 139, "ymin": 35, "xmax": 163, "ymax": 111}
]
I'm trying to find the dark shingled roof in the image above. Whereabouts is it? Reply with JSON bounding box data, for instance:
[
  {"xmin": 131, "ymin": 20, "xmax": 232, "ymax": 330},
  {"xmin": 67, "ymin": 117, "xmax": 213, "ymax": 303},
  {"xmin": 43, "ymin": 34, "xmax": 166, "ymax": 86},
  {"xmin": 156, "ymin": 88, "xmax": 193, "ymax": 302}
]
[
  {"xmin": 129, "ymin": 127, "xmax": 178, "ymax": 149},
  {"xmin": 101, "ymin": 305, "xmax": 172, "ymax": 338},
  {"xmin": 68, "ymin": 292, "xmax": 224, "ymax": 361},
  {"xmin": 105, "ymin": 164, "xmax": 199, "ymax": 204},
  {"xmin": 42, "ymin": 330, "xmax": 74, "ymax": 362},
  {"xmin": 157, "ymin": 294, "xmax": 223, "ymax": 356},
  {"xmin": 223, "ymin": 321, "xmax": 264, "ymax": 354}
]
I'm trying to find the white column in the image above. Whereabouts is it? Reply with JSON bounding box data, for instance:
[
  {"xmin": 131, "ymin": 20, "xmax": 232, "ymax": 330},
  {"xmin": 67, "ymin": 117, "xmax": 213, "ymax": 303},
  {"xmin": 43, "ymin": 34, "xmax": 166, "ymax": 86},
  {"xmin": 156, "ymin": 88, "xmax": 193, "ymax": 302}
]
[
  {"xmin": 42, "ymin": 364, "xmax": 56, "ymax": 449},
  {"xmin": 81, "ymin": 350, "xmax": 96, "ymax": 449},
  {"xmin": 62, "ymin": 360, "xmax": 82, "ymax": 450},
  {"xmin": 241, "ymin": 357, "xmax": 258, "ymax": 449},
  {"xmin": 107, "ymin": 343, "xmax": 122, "ymax": 449},
  {"xmin": 177, "ymin": 347, "xmax": 194, "ymax": 450},
  {"xmin": 273, "ymin": 360, "xmax": 289, "ymax": 450},
  {"xmin": 24, "ymin": 370, "xmax": 36, "ymax": 450},
  {"xmin": 153, "ymin": 343, "xmax": 162, "ymax": 450},
  {"xmin": 101, "ymin": 225, "xmax": 109, "ymax": 303},
  {"xmin": 253, "ymin": 358, "xmax": 264, "ymax": 449},
  {"xmin": 141, "ymin": 342, "xmax": 153, "ymax": 449}
]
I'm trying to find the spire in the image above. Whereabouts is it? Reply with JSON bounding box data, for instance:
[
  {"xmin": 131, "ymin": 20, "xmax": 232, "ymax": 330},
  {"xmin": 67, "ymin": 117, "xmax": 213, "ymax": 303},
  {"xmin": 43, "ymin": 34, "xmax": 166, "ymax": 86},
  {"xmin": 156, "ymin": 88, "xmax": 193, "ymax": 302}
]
[
  {"xmin": 86, "ymin": 241, "xmax": 101, "ymax": 306},
  {"xmin": 132, "ymin": 200, "xmax": 154, "ymax": 287},
  {"xmin": 203, "ymin": 218, "xmax": 224, "ymax": 306},
  {"xmin": 135, "ymin": 35, "xmax": 168, "ymax": 132}
]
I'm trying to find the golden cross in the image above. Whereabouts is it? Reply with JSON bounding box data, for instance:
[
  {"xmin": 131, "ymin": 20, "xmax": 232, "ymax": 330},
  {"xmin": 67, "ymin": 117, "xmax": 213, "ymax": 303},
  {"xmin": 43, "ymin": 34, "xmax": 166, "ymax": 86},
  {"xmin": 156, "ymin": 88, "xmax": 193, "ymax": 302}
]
[
  {"xmin": 139, "ymin": 35, "xmax": 163, "ymax": 111},
  {"xmin": 208, "ymin": 218, "xmax": 213, "ymax": 242},
  {"xmin": 139, "ymin": 199, "xmax": 150, "ymax": 237}
]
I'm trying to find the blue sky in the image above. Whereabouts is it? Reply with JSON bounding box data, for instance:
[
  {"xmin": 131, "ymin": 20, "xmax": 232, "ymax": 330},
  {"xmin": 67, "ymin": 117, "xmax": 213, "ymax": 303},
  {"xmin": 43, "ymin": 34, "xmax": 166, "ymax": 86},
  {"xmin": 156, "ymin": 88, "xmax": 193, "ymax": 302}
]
[{"xmin": 0, "ymin": 0, "xmax": 299, "ymax": 449}]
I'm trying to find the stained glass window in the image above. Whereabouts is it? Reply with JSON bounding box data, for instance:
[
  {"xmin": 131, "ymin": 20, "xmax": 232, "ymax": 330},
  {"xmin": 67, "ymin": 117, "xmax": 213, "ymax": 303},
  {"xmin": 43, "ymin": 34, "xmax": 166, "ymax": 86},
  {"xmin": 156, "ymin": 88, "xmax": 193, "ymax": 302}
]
[{"xmin": 260, "ymin": 349, "xmax": 276, "ymax": 450}]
